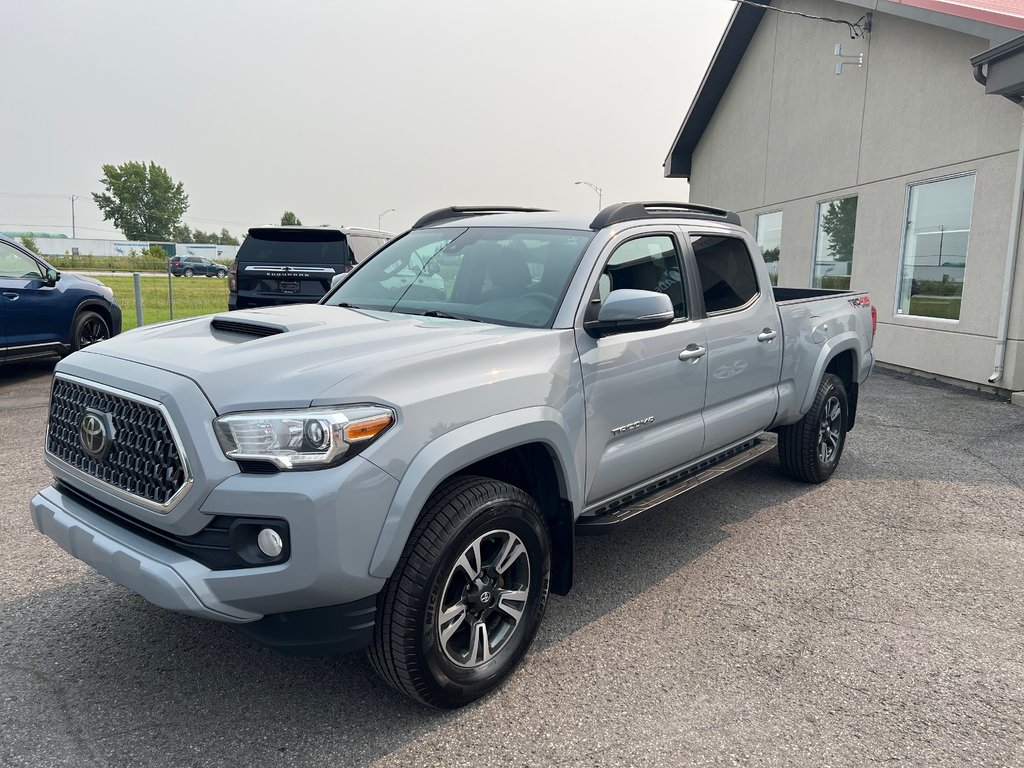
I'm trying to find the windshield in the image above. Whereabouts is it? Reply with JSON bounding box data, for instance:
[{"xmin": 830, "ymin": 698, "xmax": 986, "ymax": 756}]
[{"xmin": 323, "ymin": 226, "xmax": 594, "ymax": 328}]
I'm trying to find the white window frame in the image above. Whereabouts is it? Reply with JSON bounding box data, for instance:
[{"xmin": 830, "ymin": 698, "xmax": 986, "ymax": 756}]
[
  {"xmin": 810, "ymin": 195, "xmax": 858, "ymax": 289},
  {"xmin": 893, "ymin": 171, "xmax": 976, "ymax": 323}
]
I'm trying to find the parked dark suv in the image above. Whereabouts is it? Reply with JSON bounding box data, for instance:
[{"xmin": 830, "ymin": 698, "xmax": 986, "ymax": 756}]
[
  {"xmin": 0, "ymin": 236, "xmax": 122, "ymax": 365},
  {"xmin": 228, "ymin": 225, "xmax": 391, "ymax": 310},
  {"xmin": 169, "ymin": 254, "xmax": 228, "ymax": 278}
]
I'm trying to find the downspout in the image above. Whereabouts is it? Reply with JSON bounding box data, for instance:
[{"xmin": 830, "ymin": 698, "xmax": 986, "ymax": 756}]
[
  {"xmin": 987, "ymin": 105, "xmax": 1024, "ymax": 384},
  {"xmin": 976, "ymin": 63, "xmax": 1024, "ymax": 384}
]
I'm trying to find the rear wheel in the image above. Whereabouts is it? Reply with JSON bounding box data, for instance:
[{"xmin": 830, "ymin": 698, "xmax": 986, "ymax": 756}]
[
  {"xmin": 777, "ymin": 373, "xmax": 848, "ymax": 484},
  {"xmin": 368, "ymin": 476, "xmax": 550, "ymax": 708},
  {"xmin": 71, "ymin": 310, "xmax": 110, "ymax": 352},
  {"xmin": 183, "ymin": 267, "xmax": 194, "ymax": 277}
]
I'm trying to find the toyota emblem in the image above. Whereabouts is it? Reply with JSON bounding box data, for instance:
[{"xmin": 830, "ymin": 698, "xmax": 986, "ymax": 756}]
[{"xmin": 79, "ymin": 410, "xmax": 113, "ymax": 460}]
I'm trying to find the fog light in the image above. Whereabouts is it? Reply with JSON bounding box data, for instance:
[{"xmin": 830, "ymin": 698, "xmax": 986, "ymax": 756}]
[{"xmin": 257, "ymin": 528, "xmax": 283, "ymax": 557}]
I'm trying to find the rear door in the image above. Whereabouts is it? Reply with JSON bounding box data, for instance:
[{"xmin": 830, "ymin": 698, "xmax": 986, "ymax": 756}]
[
  {"xmin": 235, "ymin": 228, "xmax": 347, "ymax": 308},
  {"xmin": 684, "ymin": 229, "xmax": 783, "ymax": 452},
  {"xmin": 576, "ymin": 230, "xmax": 708, "ymax": 506}
]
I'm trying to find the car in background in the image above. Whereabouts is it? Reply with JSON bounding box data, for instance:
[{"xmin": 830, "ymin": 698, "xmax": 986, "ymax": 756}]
[
  {"xmin": 169, "ymin": 255, "xmax": 228, "ymax": 278},
  {"xmin": 0, "ymin": 235, "xmax": 122, "ymax": 366},
  {"xmin": 228, "ymin": 225, "xmax": 392, "ymax": 310}
]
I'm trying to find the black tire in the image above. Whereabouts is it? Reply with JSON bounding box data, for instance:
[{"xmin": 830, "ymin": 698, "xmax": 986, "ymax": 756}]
[
  {"xmin": 183, "ymin": 268, "xmax": 194, "ymax": 277},
  {"xmin": 777, "ymin": 373, "xmax": 848, "ymax": 484},
  {"xmin": 70, "ymin": 310, "xmax": 110, "ymax": 352},
  {"xmin": 368, "ymin": 476, "xmax": 551, "ymax": 708},
  {"xmin": 216, "ymin": 269, "xmax": 227, "ymax": 278}
]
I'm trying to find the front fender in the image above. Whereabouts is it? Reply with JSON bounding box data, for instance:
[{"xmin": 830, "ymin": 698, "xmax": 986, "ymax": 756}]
[{"xmin": 367, "ymin": 407, "xmax": 580, "ymax": 578}]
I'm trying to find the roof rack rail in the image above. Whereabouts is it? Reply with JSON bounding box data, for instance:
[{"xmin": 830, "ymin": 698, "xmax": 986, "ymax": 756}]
[
  {"xmin": 590, "ymin": 201, "xmax": 741, "ymax": 230},
  {"xmin": 412, "ymin": 206, "xmax": 553, "ymax": 229}
]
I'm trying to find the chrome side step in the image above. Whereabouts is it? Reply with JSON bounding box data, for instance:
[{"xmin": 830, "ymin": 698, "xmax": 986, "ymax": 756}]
[{"xmin": 575, "ymin": 434, "xmax": 777, "ymax": 535}]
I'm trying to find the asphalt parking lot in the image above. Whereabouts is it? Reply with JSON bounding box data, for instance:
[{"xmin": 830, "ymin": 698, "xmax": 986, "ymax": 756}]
[{"xmin": 1, "ymin": 361, "xmax": 1022, "ymax": 767}]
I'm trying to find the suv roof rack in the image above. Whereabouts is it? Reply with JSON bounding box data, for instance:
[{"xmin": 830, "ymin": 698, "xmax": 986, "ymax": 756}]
[
  {"xmin": 590, "ymin": 201, "xmax": 740, "ymax": 230},
  {"xmin": 412, "ymin": 206, "xmax": 553, "ymax": 229}
]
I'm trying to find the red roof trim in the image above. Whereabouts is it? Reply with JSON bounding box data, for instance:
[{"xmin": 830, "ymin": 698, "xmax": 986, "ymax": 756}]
[{"xmin": 890, "ymin": 0, "xmax": 1024, "ymax": 31}]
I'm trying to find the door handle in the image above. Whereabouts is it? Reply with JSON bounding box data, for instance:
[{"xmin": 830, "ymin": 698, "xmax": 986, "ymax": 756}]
[
  {"xmin": 678, "ymin": 344, "xmax": 706, "ymax": 362},
  {"xmin": 757, "ymin": 328, "xmax": 777, "ymax": 343},
  {"xmin": 2, "ymin": 292, "xmax": 18, "ymax": 300}
]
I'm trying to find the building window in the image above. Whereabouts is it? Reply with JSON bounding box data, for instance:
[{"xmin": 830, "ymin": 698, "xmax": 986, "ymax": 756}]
[
  {"xmin": 690, "ymin": 234, "xmax": 759, "ymax": 313},
  {"xmin": 896, "ymin": 174, "xmax": 975, "ymax": 321},
  {"xmin": 755, "ymin": 211, "xmax": 782, "ymax": 286},
  {"xmin": 812, "ymin": 196, "xmax": 858, "ymax": 290}
]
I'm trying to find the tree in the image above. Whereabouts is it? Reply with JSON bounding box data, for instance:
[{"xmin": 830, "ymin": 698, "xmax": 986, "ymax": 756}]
[
  {"xmin": 171, "ymin": 224, "xmax": 194, "ymax": 243},
  {"xmin": 761, "ymin": 246, "xmax": 780, "ymax": 263},
  {"xmin": 280, "ymin": 211, "xmax": 302, "ymax": 226},
  {"xmin": 92, "ymin": 161, "xmax": 189, "ymax": 240},
  {"xmin": 820, "ymin": 197, "xmax": 858, "ymax": 262},
  {"xmin": 20, "ymin": 235, "xmax": 39, "ymax": 254},
  {"xmin": 217, "ymin": 228, "xmax": 239, "ymax": 246}
]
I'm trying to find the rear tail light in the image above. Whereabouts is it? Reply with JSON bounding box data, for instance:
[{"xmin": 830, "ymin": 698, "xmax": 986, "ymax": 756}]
[
  {"xmin": 228, "ymin": 259, "xmax": 238, "ymax": 293},
  {"xmin": 870, "ymin": 303, "xmax": 877, "ymax": 338}
]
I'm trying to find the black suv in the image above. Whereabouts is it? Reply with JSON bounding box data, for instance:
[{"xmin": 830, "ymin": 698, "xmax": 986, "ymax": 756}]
[
  {"xmin": 228, "ymin": 226, "xmax": 391, "ymax": 310},
  {"xmin": 169, "ymin": 254, "xmax": 228, "ymax": 278}
]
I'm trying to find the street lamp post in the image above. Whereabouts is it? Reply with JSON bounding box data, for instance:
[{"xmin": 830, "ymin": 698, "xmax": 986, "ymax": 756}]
[
  {"xmin": 574, "ymin": 180, "xmax": 602, "ymax": 210},
  {"xmin": 378, "ymin": 208, "xmax": 396, "ymax": 231}
]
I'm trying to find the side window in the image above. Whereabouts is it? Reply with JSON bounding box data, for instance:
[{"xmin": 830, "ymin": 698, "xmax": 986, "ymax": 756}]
[
  {"xmin": 691, "ymin": 235, "xmax": 759, "ymax": 314},
  {"xmin": 347, "ymin": 236, "xmax": 379, "ymax": 264},
  {"xmin": 601, "ymin": 235, "xmax": 686, "ymax": 318},
  {"xmin": 0, "ymin": 242, "xmax": 42, "ymax": 279}
]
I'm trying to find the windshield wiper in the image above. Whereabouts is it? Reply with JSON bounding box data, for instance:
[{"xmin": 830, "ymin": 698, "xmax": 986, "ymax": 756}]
[{"xmin": 420, "ymin": 309, "xmax": 484, "ymax": 322}]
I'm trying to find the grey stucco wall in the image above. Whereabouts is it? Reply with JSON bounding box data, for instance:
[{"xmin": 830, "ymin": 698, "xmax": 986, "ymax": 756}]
[{"xmin": 688, "ymin": 0, "xmax": 1024, "ymax": 391}]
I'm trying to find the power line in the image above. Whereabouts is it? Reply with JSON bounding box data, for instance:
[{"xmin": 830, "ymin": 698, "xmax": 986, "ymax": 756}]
[{"xmin": 728, "ymin": 0, "xmax": 869, "ymax": 39}]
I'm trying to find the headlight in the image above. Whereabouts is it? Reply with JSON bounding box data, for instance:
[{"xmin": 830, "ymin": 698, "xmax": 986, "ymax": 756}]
[
  {"xmin": 98, "ymin": 285, "xmax": 117, "ymax": 303},
  {"xmin": 214, "ymin": 405, "xmax": 394, "ymax": 470}
]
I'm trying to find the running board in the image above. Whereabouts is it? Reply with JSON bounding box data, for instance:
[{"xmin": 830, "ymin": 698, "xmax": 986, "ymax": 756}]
[{"xmin": 576, "ymin": 435, "xmax": 777, "ymax": 535}]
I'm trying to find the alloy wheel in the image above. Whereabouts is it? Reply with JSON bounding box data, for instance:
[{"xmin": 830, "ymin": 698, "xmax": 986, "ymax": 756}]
[{"xmin": 437, "ymin": 529, "xmax": 531, "ymax": 668}]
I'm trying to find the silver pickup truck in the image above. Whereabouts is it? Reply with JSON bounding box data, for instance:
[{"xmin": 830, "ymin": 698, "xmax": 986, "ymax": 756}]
[{"xmin": 30, "ymin": 202, "xmax": 874, "ymax": 708}]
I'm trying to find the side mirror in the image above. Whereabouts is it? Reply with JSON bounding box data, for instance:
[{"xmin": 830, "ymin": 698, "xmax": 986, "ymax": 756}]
[
  {"xmin": 330, "ymin": 272, "xmax": 348, "ymax": 289},
  {"xmin": 585, "ymin": 289, "xmax": 674, "ymax": 338},
  {"xmin": 45, "ymin": 268, "xmax": 61, "ymax": 286}
]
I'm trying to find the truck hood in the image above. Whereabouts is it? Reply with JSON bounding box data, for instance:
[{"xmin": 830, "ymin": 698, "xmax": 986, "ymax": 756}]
[{"xmin": 82, "ymin": 303, "xmax": 538, "ymax": 412}]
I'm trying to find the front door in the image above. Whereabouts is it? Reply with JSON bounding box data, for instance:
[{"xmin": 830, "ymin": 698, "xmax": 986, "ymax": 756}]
[
  {"xmin": 0, "ymin": 241, "xmax": 62, "ymax": 350},
  {"xmin": 576, "ymin": 231, "xmax": 708, "ymax": 506}
]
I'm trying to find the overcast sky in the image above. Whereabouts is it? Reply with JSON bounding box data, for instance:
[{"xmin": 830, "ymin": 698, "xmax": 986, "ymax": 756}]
[{"xmin": 1, "ymin": 0, "xmax": 734, "ymax": 240}]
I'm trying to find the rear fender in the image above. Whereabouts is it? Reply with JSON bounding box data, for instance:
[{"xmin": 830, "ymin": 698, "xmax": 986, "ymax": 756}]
[{"xmin": 799, "ymin": 333, "xmax": 862, "ymax": 415}]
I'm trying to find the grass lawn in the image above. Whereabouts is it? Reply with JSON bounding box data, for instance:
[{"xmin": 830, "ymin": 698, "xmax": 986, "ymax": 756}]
[
  {"xmin": 96, "ymin": 275, "xmax": 229, "ymax": 330},
  {"xmin": 908, "ymin": 295, "xmax": 961, "ymax": 320}
]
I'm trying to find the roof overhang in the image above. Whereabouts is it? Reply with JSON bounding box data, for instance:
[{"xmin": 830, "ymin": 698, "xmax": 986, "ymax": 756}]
[
  {"xmin": 664, "ymin": 0, "xmax": 1024, "ymax": 179},
  {"xmin": 971, "ymin": 33, "xmax": 1024, "ymax": 100}
]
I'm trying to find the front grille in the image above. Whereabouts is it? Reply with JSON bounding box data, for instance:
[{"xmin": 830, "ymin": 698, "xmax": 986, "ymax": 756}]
[{"xmin": 46, "ymin": 377, "xmax": 189, "ymax": 509}]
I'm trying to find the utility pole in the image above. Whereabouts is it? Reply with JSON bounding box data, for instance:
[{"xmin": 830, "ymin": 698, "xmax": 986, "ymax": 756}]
[
  {"xmin": 378, "ymin": 208, "xmax": 396, "ymax": 231},
  {"xmin": 70, "ymin": 194, "xmax": 79, "ymax": 238}
]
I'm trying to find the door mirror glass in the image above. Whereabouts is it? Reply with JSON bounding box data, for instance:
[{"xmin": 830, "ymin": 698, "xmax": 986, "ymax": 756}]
[
  {"xmin": 586, "ymin": 289, "xmax": 674, "ymax": 338},
  {"xmin": 45, "ymin": 268, "xmax": 61, "ymax": 285}
]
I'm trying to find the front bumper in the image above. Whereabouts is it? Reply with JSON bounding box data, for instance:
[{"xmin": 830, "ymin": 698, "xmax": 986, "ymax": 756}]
[
  {"xmin": 31, "ymin": 483, "xmax": 257, "ymax": 622},
  {"xmin": 30, "ymin": 454, "xmax": 400, "ymax": 625}
]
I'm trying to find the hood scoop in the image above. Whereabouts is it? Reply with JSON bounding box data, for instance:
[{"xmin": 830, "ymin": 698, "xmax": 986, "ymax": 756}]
[{"xmin": 210, "ymin": 316, "xmax": 286, "ymax": 338}]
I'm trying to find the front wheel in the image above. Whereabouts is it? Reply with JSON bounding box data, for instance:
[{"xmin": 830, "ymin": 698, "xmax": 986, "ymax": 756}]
[
  {"xmin": 216, "ymin": 269, "xmax": 227, "ymax": 278},
  {"xmin": 70, "ymin": 310, "xmax": 110, "ymax": 352},
  {"xmin": 367, "ymin": 476, "xmax": 550, "ymax": 708},
  {"xmin": 777, "ymin": 373, "xmax": 849, "ymax": 484}
]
